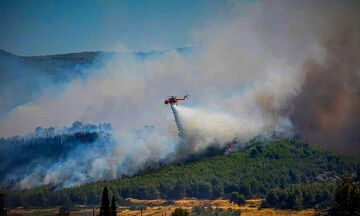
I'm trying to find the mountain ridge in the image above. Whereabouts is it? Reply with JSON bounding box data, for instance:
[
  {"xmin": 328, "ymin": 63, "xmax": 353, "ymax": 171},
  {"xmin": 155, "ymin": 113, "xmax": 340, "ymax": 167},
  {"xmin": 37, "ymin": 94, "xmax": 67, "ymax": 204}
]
[
  {"xmin": 0, "ymin": 47, "xmax": 195, "ymax": 59},
  {"xmin": 0, "ymin": 47, "xmax": 194, "ymax": 114}
]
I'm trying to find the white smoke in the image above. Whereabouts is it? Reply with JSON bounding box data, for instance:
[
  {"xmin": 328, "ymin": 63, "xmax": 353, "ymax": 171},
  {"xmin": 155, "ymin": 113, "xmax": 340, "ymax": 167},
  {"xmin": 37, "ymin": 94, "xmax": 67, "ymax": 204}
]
[
  {"xmin": 1, "ymin": 1, "xmax": 343, "ymax": 188},
  {"xmin": 175, "ymin": 105, "xmax": 265, "ymax": 150}
]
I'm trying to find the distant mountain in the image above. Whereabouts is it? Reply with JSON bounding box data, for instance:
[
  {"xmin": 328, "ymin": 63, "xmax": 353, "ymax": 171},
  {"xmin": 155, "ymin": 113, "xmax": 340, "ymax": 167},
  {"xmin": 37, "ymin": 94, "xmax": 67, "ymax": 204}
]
[
  {"xmin": 0, "ymin": 49, "xmax": 101, "ymax": 77},
  {"xmin": 0, "ymin": 47, "xmax": 194, "ymax": 113},
  {"xmin": 0, "ymin": 47, "xmax": 194, "ymax": 68},
  {"xmin": 0, "ymin": 49, "xmax": 102, "ymax": 113},
  {"xmin": 3, "ymin": 137, "xmax": 359, "ymax": 209}
]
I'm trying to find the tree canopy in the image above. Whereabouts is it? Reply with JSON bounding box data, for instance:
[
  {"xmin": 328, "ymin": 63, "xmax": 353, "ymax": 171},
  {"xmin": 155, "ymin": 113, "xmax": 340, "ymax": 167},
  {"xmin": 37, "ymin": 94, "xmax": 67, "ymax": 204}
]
[
  {"xmin": 171, "ymin": 207, "xmax": 190, "ymax": 216},
  {"xmin": 230, "ymin": 192, "xmax": 246, "ymax": 206},
  {"xmin": 330, "ymin": 175, "xmax": 360, "ymax": 216},
  {"xmin": 2, "ymin": 138, "xmax": 359, "ymax": 211},
  {"xmin": 99, "ymin": 186, "xmax": 110, "ymax": 216}
]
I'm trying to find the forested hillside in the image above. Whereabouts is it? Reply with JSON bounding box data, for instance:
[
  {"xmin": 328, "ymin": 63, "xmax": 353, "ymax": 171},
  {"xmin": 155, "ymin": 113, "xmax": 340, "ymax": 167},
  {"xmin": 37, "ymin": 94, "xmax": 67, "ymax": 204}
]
[
  {"xmin": 0, "ymin": 121, "xmax": 113, "ymax": 190},
  {"xmin": 3, "ymin": 138, "xmax": 359, "ymax": 210}
]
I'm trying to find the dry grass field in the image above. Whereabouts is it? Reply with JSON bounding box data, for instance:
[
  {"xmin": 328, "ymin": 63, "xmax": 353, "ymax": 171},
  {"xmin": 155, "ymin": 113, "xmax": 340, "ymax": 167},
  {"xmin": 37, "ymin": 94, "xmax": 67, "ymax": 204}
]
[
  {"xmin": 115, "ymin": 199, "xmax": 317, "ymax": 216},
  {"xmin": 8, "ymin": 198, "xmax": 318, "ymax": 216}
]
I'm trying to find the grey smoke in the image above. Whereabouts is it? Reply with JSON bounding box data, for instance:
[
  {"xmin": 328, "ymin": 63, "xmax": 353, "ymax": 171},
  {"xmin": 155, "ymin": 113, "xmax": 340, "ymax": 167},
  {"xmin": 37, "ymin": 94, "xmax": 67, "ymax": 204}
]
[
  {"xmin": 0, "ymin": 121, "xmax": 114, "ymax": 189},
  {"xmin": 1, "ymin": 0, "xmax": 359, "ymax": 189}
]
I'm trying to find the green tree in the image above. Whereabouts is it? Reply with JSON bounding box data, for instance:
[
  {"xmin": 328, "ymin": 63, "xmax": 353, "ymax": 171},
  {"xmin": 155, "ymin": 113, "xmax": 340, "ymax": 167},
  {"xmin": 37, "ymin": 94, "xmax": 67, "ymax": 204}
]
[
  {"xmin": 287, "ymin": 187, "xmax": 302, "ymax": 210},
  {"xmin": 99, "ymin": 186, "xmax": 110, "ymax": 216},
  {"xmin": 289, "ymin": 169, "xmax": 299, "ymax": 184},
  {"xmin": 198, "ymin": 182, "xmax": 212, "ymax": 198},
  {"xmin": 56, "ymin": 209, "xmax": 70, "ymax": 216},
  {"xmin": 171, "ymin": 207, "xmax": 190, "ymax": 216},
  {"xmin": 110, "ymin": 196, "xmax": 116, "ymax": 216},
  {"xmin": 87, "ymin": 190, "xmax": 100, "ymax": 205},
  {"xmin": 330, "ymin": 175, "xmax": 360, "ymax": 216},
  {"xmin": 264, "ymin": 190, "xmax": 279, "ymax": 207},
  {"xmin": 229, "ymin": 192, "xmax": 246, "ymax": 206},
  {"xmin": 170, "ymin": 181, "xmax": 186, "ymax": 199},
  {"xmin": 212, "ymin": 183, "xmax": 224, "ymax": 199},
  {"xmin": 61, "ymin": 199, "xmax": 75, "ymax": 211}
]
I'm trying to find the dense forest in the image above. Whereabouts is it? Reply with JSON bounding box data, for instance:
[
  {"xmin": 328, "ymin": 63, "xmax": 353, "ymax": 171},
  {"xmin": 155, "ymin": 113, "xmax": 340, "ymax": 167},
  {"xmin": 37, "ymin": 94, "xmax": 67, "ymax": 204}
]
[
  {"xmin": 2, "ymin": 137, "xmax": 359, "ymax": 210},
  {"xmin": 0, "ymin": 122, "xmax": 113, "ymax": 189}
]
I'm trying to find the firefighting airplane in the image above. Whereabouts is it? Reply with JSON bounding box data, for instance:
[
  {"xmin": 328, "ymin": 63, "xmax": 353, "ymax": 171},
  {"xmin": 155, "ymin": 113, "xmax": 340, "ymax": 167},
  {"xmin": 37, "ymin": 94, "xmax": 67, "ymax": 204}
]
[{"xmin": 164, "ymin": 94, "xmax": 189, "ymax": 105}]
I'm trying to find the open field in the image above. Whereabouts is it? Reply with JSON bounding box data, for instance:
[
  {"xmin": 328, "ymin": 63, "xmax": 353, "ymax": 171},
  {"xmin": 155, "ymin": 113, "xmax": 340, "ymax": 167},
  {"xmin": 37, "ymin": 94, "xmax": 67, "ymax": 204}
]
[{"xmin": 8, "ymin": 199, "xmax": 318, "ymax": 216}]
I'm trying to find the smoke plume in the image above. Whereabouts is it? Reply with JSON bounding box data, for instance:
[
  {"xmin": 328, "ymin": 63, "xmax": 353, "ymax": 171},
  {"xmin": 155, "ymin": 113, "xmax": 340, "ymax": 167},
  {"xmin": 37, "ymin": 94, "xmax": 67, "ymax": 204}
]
[
  {"xmin": 0, "ymin": 0, "xmax": 359, "ymax": 189},
  {"xmin": 290, "ymin": 4, "xmax": 360, "ymax": 155}
]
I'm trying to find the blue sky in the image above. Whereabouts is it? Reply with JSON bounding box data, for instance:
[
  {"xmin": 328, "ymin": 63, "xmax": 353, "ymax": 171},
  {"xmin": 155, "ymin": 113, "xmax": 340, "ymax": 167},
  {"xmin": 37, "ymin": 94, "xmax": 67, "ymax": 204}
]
[{"xmin": 0, "ymin": 0, "xmax": 254, "ymax": 56}]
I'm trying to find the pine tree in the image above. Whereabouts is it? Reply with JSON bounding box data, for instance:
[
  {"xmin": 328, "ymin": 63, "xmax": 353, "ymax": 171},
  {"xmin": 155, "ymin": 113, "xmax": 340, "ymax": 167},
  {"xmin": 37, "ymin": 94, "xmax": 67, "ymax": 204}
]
[
  {"xmin": 356, "ymin": 164, "xmax": 360, "ymax": 181},
  {"xmin": 229, "ymin": 191, "xmax": 246, "ymax": 206},
  {"xmin": 171, "ymin": 207, "xmax": 190, "ymax": 216},
  {"xmin": 330, "ymin": 175, "xmax": 360, "ymax": 216},
  {"xmin": 99, "ymin": 186, "xmax": 110, "ymax": 216},
  {"xmin": 110, "ymin": 196, "xmax": 116, "ymax": 216}
]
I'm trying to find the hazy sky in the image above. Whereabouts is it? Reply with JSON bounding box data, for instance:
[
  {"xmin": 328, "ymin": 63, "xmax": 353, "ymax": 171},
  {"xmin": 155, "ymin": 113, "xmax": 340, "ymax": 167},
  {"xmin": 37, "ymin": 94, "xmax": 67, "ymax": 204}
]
[{"xmin": 0, "ymin": 0, "xmax": 254, "ymax": 56}]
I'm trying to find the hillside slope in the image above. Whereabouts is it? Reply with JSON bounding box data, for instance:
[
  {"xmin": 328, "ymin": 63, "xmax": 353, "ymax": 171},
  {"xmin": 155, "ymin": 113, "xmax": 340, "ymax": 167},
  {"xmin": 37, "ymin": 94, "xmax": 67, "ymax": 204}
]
[
  {"xmin": 0, "ymin": 49, "xmax": 102, "ymax": 113},
  {"xmin": 4, "ymin": 138, "xmax": 359, "ymax": 209},
  {"xmin": 0, "ymin": 47, "xmax": 193, "ymax": 114}
]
